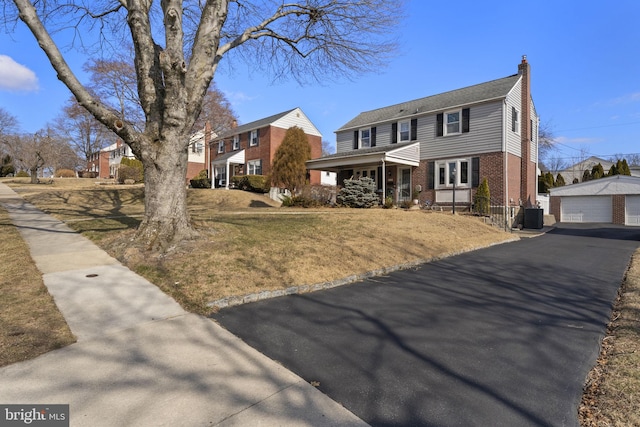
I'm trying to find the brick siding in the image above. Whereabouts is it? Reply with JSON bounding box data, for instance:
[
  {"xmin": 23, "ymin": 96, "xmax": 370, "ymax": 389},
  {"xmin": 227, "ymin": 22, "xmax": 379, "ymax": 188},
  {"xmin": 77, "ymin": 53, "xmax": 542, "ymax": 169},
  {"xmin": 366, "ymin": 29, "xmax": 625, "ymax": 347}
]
[{"xmin": 613, "ymin": 194, "xmax": 626, "ymax": 225}]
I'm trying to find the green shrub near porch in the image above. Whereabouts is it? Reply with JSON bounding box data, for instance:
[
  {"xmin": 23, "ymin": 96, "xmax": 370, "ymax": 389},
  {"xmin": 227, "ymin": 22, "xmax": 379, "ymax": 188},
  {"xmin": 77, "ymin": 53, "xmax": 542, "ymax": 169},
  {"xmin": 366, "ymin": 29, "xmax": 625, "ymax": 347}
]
[{"xmin": 231, "ymin": 175, "xmax": 270, "ymax": 193}]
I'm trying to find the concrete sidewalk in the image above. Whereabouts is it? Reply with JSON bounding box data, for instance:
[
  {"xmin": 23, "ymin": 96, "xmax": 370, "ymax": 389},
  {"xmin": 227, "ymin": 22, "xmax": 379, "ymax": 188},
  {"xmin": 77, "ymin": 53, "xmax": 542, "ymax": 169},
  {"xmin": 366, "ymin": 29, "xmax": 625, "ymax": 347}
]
[{"xmin": 0, "ymin": 182, "xmax": 367, "ymax": 426}]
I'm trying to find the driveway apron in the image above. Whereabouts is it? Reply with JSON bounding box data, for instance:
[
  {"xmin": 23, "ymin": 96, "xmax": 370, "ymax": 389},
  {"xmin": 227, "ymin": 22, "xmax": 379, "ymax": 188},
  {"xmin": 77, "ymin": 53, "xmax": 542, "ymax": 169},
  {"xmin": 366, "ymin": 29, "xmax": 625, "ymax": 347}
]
[{"xmin": 213, "ymin": 224, "xmax": 640, "ymax": 427}]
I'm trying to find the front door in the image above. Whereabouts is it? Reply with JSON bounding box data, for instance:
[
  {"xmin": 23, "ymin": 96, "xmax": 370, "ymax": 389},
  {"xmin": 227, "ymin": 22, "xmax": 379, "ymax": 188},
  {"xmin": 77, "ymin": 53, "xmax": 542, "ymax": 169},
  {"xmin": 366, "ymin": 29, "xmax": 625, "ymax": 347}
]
[{"xmin": 398, "ymin": 168, "xmax": 411, "ymax": 203}]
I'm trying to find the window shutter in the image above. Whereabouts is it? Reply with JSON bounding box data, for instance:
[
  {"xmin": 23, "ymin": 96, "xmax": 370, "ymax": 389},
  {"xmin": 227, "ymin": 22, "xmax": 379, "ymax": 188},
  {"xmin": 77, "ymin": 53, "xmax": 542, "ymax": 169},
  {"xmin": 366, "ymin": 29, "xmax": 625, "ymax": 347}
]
[
  {"xmin": 248, "ymin": 131, "xmax": 252, "ymax": 144},
  {"xmin": 410, "ymin": 118, "xmax": 418, "ymax": 141},
  {"xmin": 392, "ymin": 123, "xmax": 398, "ymax": 144},
  {"xmin": 462, "ymin": 108, "xmax": 470, "ymax": 133},
  {"xmin": 436, "ymin": 113, "xmax": 443, "ymax": 137},
  {"xmin": 377, "ymin": 166, "xmax": 383, "ymax": 191},
  {"xmin": 511, "ymin": 107, "xmax": 516, "ymax": 132},
  {"xmin": 472, "ymin": 157, "xmax": 480, "ymax": 188},
  {"xmin": 255, "ymin": 130, "xmax": 259, "ymax": 146},
  {"xmin": 427, "ymin": 161, "xmax": 435, "ymax": 190},
  {"xmin": 371, "ymin": 127, "xmax": 377, "ymax": 147},
  {"xmin": 353, "ymin": 130, "xmax": 358, "ymax": 150}
]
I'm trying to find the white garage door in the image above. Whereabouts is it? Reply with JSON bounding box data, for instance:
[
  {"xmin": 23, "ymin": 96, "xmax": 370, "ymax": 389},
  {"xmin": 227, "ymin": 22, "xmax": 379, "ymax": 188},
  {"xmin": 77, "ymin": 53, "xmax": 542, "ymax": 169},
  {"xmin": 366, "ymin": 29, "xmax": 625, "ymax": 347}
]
[
  {"xmin": 561, "ymin": 196, "xmax": 612, "ymax": 223},
  {"xmin": 626, "ymin": 195, "xmax": 640, "ymax": 226}
]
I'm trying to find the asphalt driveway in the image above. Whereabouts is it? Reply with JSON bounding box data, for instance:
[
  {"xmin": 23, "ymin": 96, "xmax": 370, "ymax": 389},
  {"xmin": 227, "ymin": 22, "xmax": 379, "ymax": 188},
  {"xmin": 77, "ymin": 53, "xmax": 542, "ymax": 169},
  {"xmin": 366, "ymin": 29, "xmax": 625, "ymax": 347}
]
[{"xmin": 212, "ymin": 224, "xmax": 640, "ymax": 427}]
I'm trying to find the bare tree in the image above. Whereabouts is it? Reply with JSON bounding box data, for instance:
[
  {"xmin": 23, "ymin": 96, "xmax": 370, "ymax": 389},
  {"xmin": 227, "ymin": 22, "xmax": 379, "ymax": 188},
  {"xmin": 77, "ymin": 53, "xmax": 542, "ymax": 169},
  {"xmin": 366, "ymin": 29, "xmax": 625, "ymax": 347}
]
[
  {"xmin": 54, "ymin": 96, "xmax": 111, "ymax": 166},
  {"xmin": 321, "ymin": 140, "xmax": 335, "ymax": 156},
  {"xmin": 192, "ymin": 84, "xmax": 237, "ymax": 136},
  {"xmin": 8, "ymin": 0, "xmax": 402, "ymax": 251},
  {"xmin": 7, "ymin": 128, "xmax": 74, "ymax": 183},
  {"xmin": 0, "ymin": 107, "xmax": 19, "ymax": 137},
  {"xmin": 537, "ymin": 120, "xmax": 555, "ymax": 164},
  {"xmin": 84, "ymin": 58, "xmax": 145, "ymax": 131}
]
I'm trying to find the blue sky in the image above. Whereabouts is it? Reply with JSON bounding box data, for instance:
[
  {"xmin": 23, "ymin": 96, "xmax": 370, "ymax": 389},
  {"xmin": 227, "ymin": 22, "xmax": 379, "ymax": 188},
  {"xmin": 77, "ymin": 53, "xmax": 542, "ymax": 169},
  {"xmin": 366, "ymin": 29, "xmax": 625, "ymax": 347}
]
[{"xmin": 1, "ymin": 0, "xmax": 639, "ymax": 166}]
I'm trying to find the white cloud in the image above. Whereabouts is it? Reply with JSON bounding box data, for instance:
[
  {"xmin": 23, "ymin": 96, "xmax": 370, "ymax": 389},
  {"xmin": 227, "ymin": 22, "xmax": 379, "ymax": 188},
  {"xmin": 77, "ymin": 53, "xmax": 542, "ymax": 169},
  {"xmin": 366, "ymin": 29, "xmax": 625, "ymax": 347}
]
[
  {"xmin": 223, "ymin": 90, "xmax": 257, "ymax": 105},
  {"xmin": 0, "ymin": 55, "xmax": 39, "ymax": 92}
]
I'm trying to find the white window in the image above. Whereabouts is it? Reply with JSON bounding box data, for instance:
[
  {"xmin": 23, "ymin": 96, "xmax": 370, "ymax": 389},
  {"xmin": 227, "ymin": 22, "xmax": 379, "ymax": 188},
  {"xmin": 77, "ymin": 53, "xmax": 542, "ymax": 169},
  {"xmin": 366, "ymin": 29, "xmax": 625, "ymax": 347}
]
[
  {"xmin": 217, "ymin": 141, "xmax": 225, "ymax": 153},
  {"xmin": 399, "ymin": 121, "xmax": 410, "ymax": 142},
  {"xmin": 215, "ymin": 166, "xmax": 226, "ymax": 186},
  {"xmin": 233, "ymin": 135, "xmax": 240, "ymax": 150},
  {"xmin": 435, "ymin": 158, "xmax": 470, "ymax": 188},
  {"xmin": 247, "ymin": 159, "xmax": 262, "ymax": 175},
  {"xmin": 360, "ymin": 128, "xmax": 371, "ymax": 148},
  {"xmin": 445, "ymin": 110, "xmax": 460, "ymax": 135},
  {"xmin": 512, "ymin": 107, "xmax": 520, "ymax": 133},
  {"xmin": 250, "ymin": 130, "xmax": 259, "ymax": 146}
]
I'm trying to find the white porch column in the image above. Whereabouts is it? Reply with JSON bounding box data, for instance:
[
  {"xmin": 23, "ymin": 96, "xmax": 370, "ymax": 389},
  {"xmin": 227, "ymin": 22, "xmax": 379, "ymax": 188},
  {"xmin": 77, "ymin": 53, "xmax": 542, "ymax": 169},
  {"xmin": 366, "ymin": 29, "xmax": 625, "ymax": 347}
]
[
  {"xmin": 225, "ymin": 161, "xmax": 230, "ymax": 190},
  {"xmin": 382, "ymin": 160, "xmax": 386, "ymax": 201}
]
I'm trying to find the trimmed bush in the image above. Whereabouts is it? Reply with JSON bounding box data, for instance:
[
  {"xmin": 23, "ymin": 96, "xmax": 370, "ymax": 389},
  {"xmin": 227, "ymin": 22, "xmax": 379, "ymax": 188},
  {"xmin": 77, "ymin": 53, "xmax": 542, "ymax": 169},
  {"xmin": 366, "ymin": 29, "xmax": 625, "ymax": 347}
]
[
  {"xmin": 281, "ymin": 185, "xmax": 334, "ymax": 208},
  {"xmin": 231, "ymin": 175, "xmax": 270, "ymax": 193},
  {"xmin": 15, "ymin": 171, "xmax": 29, "ymax": 178},
  {"xmin": 118, "ymin": 157, "xmax": 144, "ymax": 184},
  {"xmin": 473, "ymin": 178, "xmax": 490, "ymax": 216},
  {"xmin": 190, "ymin": 178, "xmax": 211, "ymax": 188},
  {"xmin": 336, "ymin": 177, "xmax": 379, "ymax": 208},
  {"xmin": 54, "ymin": 169, "xmax": 76, "ymax": 178}
]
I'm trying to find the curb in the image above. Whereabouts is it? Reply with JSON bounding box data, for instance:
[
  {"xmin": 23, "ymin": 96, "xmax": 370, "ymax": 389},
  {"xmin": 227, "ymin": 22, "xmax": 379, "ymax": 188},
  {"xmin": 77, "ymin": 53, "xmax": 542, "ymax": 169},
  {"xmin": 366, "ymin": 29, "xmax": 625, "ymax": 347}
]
[{"xmin": 208, "ymin": 237, "xmax": 520, "ymax": 310}]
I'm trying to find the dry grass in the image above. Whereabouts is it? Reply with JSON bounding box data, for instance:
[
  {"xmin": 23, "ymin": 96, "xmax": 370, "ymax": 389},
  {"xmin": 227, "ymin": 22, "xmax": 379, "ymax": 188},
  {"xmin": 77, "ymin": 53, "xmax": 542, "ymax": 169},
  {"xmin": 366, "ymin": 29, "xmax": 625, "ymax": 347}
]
[
  {"xmin": 580, "ymin": 248, "xmax": 640, "ymax": 427},
  {"xmin": 5, "ymin": 177, "xmax": 639, "ymax": 427},
  {"xmin": 5, "ymin": 177, "xmax": 513, "ymax": 315},
  {"xmin": 0, "ymin": 205, "xmax": 76, "ymax": 367}
]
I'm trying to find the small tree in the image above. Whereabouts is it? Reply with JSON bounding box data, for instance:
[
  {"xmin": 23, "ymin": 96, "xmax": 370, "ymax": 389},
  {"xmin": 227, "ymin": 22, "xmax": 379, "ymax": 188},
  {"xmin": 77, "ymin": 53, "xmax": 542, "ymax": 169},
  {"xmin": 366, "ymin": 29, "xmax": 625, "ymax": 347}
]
[
  {"xmin": 619, "ymin": 159, "xmax": 631, "ymax": 176},
  {"xmin": 608, "ymin": 163, "xmax": 619, "ymax": 176},
  {"xmin": 582, "ymin": 169, "xmax": 592, "ymax": 182},
  {"xmin": 271, "ymin": 126, "xmax": 311, "ymax": 194},
  {"xmin": 555, "ymin": 173, "xmax": 566, "ymax": 187},
  {"xmin": 337, "ymin": 177, "xmax": 379, "ymax": 208},
  {"xmin": 544, "ymin": 171, "xmax": 555, "ymax": 190},
  {"xmin": 118, "ymin": 157, "xmax": 143, "ymax": 183},
  {"xmin": 474, "ymin": 178, "xmax": 490, "ymax": 215},
  {"xmin": 591, "ymin": 163, "xmax": 605, "ymax": 180},
  {"xmin": 1, "ymin": 154, "xmax": 15, "ymax": 177}
]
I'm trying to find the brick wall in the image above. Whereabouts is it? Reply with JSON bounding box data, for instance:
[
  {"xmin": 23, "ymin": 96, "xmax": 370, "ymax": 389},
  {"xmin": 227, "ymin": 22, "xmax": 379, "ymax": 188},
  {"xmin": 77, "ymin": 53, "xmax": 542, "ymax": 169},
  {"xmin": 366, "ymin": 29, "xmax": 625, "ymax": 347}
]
[
  {"xmin": 550, "ymin": 196, "xmax": 561, "ymax": 222},
  {"xmin": 186, "ymin": 161, "xmax": 205, "ymax": 182},
  {"xmin": 415, "ymin": 151, "xmax": 512, "ymax": 207},
  {"xmin": 613, "ymin": 194, "xmax": 626, "ymax": 225}
]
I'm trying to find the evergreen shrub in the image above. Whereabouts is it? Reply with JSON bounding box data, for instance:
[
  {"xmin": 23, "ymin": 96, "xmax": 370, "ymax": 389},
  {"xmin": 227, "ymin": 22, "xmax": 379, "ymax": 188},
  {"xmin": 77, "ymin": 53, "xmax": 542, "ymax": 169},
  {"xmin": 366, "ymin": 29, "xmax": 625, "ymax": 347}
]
[{"xmin": 336, "ymin": 177, "xmax": 379, "ymax": 208}]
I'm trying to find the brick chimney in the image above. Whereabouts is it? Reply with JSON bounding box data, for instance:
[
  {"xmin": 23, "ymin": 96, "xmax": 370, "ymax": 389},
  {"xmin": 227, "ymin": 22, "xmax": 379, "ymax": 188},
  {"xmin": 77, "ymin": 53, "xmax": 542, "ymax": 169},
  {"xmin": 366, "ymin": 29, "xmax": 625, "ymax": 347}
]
[{"xmin": 518, "ymin": 55, "xmax": 536, "ymax": 206}]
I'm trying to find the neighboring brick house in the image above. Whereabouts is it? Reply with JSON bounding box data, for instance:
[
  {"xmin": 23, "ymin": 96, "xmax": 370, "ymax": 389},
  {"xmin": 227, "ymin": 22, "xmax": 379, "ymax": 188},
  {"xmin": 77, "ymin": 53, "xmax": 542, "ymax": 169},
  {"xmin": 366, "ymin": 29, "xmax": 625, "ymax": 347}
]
[
  {"xmin": 210, "ymin": 107, "xmax": 322, "ymax": 189},
  {"xmin": 87, "ymin": 128, "xmax": 212, "ymax": 182},
  {"xmin": 307, "ymin": 57, "xmax": 539, "ymax": 215},
  {"xmin": 87, "ymin": 139, "xmax": 135, "ymax": 179},
  {"xmin": 186, "ymin": 122, "xmax": 214, "ymax": 182}
]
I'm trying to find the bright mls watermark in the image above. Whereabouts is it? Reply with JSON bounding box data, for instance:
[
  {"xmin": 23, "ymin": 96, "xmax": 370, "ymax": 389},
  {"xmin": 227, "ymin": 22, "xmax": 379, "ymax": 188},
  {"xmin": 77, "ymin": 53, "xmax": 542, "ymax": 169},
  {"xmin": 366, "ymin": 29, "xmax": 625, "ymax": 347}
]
[{"xmin": 0, "ymin": 405, "xmax": 68, "ymax": 426}]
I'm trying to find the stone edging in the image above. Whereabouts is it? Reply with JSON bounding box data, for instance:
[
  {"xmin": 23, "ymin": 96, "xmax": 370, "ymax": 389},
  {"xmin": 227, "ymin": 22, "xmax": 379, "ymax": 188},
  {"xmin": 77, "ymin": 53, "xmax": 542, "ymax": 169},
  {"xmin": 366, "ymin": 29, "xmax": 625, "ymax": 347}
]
[{"xmin": 207, "ymin": 237, "xmax": 520, "ymax": 310}]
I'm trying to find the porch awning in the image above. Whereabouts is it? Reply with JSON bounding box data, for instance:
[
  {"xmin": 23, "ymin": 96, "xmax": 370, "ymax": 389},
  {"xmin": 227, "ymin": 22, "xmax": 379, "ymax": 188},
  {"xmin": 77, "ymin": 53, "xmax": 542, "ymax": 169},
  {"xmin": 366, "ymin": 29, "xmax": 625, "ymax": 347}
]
[
  {"xmin": 211, "ymin": 150, "xmax": 245, "ymax": 190},
  {"xmin": 306, "ymin": 142, "xmax": 420, "ymax": 171},
  {"xmin": 211, "ymin": 149, "xmax": 245, "ymax": 166}
]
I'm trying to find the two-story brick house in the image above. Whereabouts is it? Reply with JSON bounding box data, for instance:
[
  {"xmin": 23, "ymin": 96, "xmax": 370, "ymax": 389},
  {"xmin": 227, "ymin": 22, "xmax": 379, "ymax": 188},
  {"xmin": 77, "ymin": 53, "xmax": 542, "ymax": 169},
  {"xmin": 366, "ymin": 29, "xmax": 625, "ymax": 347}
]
[
  {"xmin": 210, "ymin": 107, "xmax": 322, "ymax": 189},
  {"xmin": 87, "ymin": 132, "xmax": 209, "ymax": 182},
  {"xmin": 307, "ymin": 57, "xmax": 539, "ymax": 215}
]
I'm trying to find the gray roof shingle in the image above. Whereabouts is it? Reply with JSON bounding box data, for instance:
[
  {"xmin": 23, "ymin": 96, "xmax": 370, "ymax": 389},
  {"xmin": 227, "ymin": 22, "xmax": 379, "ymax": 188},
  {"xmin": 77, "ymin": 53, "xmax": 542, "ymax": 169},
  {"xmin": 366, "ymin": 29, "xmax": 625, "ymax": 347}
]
[
  {"xmin": 217, "ymin": 108, "xmax": 296, "ymax": 139},
  {"xmin": 336, "ymin": 74, "xmax": 520, "ymax": 132}
]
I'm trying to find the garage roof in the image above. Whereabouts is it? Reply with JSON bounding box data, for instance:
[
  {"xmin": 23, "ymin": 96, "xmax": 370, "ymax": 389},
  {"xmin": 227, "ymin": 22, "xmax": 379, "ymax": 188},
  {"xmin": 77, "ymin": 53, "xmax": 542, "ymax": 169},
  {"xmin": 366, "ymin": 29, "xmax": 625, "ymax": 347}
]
[{"xmin": 550, "ymin": 175, "xmax": 640, "ymax": 196}]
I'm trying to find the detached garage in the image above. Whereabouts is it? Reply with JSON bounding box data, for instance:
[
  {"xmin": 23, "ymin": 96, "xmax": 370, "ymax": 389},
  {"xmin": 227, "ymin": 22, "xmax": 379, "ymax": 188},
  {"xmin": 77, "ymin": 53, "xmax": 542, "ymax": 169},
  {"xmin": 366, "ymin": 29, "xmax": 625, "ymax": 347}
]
[{"xmin": 549, "ymin": 175, "xmax": 640, "ymax": 226}]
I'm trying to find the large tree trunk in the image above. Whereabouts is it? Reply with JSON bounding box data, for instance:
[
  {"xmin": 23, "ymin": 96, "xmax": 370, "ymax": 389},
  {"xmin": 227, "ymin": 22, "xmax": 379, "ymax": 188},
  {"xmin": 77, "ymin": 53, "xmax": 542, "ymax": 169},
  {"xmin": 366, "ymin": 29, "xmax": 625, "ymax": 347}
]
[{"xmin": 135, "ymin": 131, "xmax": 198, "ymax": 251}]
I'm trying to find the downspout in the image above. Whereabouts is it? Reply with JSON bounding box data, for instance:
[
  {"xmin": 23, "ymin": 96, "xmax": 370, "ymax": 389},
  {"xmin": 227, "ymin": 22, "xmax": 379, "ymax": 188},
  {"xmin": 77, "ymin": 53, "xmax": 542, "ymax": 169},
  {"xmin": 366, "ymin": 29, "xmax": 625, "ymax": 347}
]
[{"xmin": 503, "ymin": 99, "xmax": 509, "ymax": 230}]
